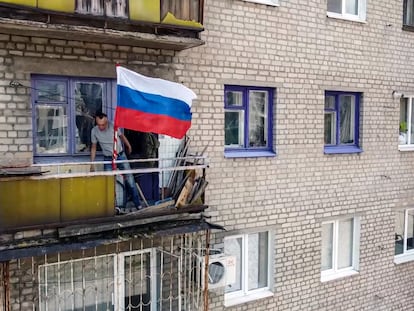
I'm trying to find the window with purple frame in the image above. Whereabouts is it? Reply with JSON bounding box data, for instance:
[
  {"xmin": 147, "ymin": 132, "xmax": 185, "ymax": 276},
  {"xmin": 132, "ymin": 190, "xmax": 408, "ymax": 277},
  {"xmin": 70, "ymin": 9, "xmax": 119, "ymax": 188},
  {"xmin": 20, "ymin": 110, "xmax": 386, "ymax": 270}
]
[
  {"xmin": 324, "ymin": 91, "xmax": 362, "ymax": 154},
  {"xmin": 32, "ymin": 75, "xmax": 116, "ymax": 161},
  {"xmin": 224, "ymin": 85, "xmax": 274, "ymax": 157}
]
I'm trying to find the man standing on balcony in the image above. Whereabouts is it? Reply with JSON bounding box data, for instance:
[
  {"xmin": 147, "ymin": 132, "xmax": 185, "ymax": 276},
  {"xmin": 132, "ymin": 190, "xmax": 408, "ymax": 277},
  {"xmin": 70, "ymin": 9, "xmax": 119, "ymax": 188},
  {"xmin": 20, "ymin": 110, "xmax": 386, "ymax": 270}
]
[{"xmin": 90, "ymin": 112, "xmax": 142, "ymax": 213}]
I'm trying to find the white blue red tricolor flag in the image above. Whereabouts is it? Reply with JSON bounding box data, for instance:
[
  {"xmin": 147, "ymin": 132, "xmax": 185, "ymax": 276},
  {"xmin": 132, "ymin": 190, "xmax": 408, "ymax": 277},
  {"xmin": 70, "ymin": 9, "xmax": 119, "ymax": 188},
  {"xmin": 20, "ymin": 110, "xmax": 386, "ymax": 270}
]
[{"xmin": 115, "ymin": 66, "xmax": 196, "ymax": 139}]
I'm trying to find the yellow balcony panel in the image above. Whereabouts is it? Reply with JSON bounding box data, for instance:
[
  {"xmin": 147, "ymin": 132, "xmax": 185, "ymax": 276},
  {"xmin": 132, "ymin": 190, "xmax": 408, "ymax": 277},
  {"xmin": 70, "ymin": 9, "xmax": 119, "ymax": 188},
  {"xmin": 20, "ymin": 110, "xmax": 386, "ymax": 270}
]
[
  {"xmin": 0, "ymin": 179, "xmax": 60, "ymax": 229},
  {"xmin": 0, "ymin": 0, "xmax": 36, "ymax": 7},
  {"xmin": 60, "ymin": 176, "xmax": 114, "ymax": 222},
  {"xmin": 129, "ymin": 0, "xmax": 160, "ymax": 23},
  {"xmin": 37, "ymin": 0, "xmax": 75, "ymax": 13}
]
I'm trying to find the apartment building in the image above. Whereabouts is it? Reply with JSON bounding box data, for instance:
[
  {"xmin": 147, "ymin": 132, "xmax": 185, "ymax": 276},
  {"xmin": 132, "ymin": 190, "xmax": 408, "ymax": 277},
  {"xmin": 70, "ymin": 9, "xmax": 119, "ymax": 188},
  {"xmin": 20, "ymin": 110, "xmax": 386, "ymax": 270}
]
[{"xmin": 1, "ymin": 0, "xmax": 414, "ymax": 310}]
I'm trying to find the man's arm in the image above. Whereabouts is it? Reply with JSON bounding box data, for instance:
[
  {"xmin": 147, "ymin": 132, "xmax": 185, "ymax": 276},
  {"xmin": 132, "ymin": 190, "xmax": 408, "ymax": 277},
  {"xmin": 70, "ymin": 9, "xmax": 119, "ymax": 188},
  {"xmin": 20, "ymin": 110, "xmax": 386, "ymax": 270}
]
[
  {"xmin": 90, "ymin": 143, "xmax": 97, "ymax": 172},
  {"xmin": 120, "ymin": 134, "xmax": 132, "ymax": 155}
]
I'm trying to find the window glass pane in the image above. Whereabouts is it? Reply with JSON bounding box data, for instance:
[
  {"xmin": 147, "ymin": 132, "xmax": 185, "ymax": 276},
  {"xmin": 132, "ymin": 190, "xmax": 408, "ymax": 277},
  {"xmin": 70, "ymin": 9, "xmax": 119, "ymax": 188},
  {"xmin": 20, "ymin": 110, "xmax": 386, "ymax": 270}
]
[
  {"xmin": 75, "ymin": 82, "xmax": 104, "ymax": 153},
  {"xmin": 226, "ymin": 91, "xmax": 243, "ymax": 107},
  {"xmin": 337, "ymin": 219, "xmax": 353, "ymax": 269},
  {"xmin": 345, "ymin": 0, "xmax": 358, "ymax": 15},
  {"xmin": 124, "ymin": 253, "xmax": 152, "ymax": 308},
  {"xmin": 36, "ymin": 80, "xmax": 66, "ymax": 102},
  {"xmin": 395, "ymin": 210, "xmax": 405, "ymax": 255},
  {"xmin": 248, "ymin": 232, "xmax": 268, "ymax": 290},
  {"xmin": 405, "ymin": 0, "xmax": 414, "ymax": 25},
  {"xmin": 35, "ymin": 105, "xmax": 68, "ymax": 154},
  {"xmin": 248, "ymin": 91, "xmax": 267, "ymax": 147},
  {"xmin": 225, "ymin": 110, "xmax": 244, "ymax": 147},
  {"xmin": 325, "ymin": 95, "xmax": 335, "ymax": 109},
  {"xmin": 321, "ymin": 223, "xmax": 333, "ymax": 271},
  {"xmin": 327, "ymin": 0, "xmax": 342, "ymax": 13},
  {"xmin": 400, "ymin": 99, "xmax": 408, "ymax": 145},
  {"xmin": 407, "ymin": 210, "xmax": 414, "ymax": 251},
  {"xmin": 339, "ymin": 95, "xmax": 355, "ymax": 144},
  {"xmin": 324, "ymin": 112, "xmax": 336, "ymax": 145},
  {"xmin": 224, "ymin": 237, "xmax": 243, "ymax": 293}
]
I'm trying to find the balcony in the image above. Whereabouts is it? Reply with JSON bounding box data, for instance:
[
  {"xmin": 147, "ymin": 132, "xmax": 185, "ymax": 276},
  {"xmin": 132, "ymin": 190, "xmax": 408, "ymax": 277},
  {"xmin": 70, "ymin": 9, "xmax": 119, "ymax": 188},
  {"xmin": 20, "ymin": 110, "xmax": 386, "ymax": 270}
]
[
  {"xmin": 0, "ymin": 154, "xmax": 209, "ymax": 228},
  {"xmin": 0, "ymin": 0, "xmax": 205, "ymax": 50}
]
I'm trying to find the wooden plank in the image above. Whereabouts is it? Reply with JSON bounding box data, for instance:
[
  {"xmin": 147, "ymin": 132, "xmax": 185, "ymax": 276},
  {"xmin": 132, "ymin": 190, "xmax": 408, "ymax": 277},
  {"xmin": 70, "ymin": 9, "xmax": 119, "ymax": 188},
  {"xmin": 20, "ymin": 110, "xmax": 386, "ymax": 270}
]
[{"xmin": 175, "ymin": 176, "xmax": 194, "ymax": 207}]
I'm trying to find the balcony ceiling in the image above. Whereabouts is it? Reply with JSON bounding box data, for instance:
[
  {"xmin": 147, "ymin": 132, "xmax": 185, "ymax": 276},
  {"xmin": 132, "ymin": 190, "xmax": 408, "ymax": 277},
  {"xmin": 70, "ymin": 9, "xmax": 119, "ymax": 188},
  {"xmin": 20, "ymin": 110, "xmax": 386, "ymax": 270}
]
[{"xmin": 0, "ymin": 7, "xmax": 205, "ymax": 51}]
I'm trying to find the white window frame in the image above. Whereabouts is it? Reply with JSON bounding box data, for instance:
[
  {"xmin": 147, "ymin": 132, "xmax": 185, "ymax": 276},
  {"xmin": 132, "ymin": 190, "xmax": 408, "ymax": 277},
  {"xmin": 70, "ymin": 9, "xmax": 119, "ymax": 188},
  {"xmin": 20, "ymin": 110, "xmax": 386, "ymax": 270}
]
[
  {"xmin": 394, "ymin": 209, "xmax": 414, "ymax": 264},
  {"xmin": 399, "ymin": 96, "xmax": 414, "ymax": 151},
  {"xmin": 321, "ymin": 217, "xmax": 360, "ymax": 282},
  {"xmin": 241, "ymin": 0, "xmax": 279, "ymax": 6},
  {"xmin": 327, "ymin": 0, "xmax": 367, "ymax": 23},
  {"xmin": 39, "ymin": 249, "xmax": 158, "ymax": 311},
  {"xmin": 224, "ymin": 231, "xmax": 274, "ymax": 307}
]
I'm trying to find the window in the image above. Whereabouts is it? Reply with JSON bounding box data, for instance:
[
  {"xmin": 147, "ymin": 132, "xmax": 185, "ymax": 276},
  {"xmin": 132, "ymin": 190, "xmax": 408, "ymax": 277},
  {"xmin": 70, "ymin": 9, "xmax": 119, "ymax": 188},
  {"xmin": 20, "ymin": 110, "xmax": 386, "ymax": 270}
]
[
  {"xmin": 241, "ymin": 0, "xmax": 279, "ymax": 6},
  {"xmin": 321, "ymin": 218, "xmax": 360, "ymax": 282},
  {"xmin": 38, "ymin": 249, "xmax": 178, "ymax": 311},
  {"xmin": 398, "ymin": 97, "xmax": 414, "ymax": 150},
  {"xmin": 327, "ymin": 0, "xmax": 366, "ymax": 22},
  {"xmin": 394, "ymin": 209, "xmax": 414, "ymax": 264},
  {"xmin": 224, "ymin": 85, "xmax": 274, "ymax": 157},
  {"xmin": 404, "ymin": 0, "xmax": 414, "ymax": 28},
  {"xmin": 324, "ymin": 91, "xmax": 362, "ymax": 154},
  {"xmin": 32, "ymin": 75, "xmax": 116, "ymax": 160},
  {"xmin": 224, "ymin": 231, "xmax": 273, "ymax": 306}
]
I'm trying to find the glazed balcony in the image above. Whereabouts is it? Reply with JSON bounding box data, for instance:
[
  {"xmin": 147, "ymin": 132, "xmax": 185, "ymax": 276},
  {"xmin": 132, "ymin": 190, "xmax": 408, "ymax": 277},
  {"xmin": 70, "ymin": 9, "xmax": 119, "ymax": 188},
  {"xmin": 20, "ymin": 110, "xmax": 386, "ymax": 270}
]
[
  {"xmin": 0, "ymin": 0, "xmax": 205, "ymax": 50},
  {"xmin": 0, "ymin": 154, "xmax": 209, "ymax": 232}
]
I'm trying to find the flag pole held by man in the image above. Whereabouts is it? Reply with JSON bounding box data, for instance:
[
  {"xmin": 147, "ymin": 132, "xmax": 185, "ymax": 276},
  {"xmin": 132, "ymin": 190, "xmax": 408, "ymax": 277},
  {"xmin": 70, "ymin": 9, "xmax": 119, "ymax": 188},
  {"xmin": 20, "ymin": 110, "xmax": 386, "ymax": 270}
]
[{"xmin": 115, "ymin": 66, "xmax": 197, "ymax": 139}]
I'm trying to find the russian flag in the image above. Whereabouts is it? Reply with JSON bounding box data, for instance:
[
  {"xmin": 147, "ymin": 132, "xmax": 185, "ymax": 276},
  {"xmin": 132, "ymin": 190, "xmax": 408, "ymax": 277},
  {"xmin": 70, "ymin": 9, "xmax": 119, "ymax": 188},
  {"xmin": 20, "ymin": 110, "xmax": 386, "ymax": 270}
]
[{"xmin": 115, "ymin": 66, "xmax": 196, "ymax": 139}]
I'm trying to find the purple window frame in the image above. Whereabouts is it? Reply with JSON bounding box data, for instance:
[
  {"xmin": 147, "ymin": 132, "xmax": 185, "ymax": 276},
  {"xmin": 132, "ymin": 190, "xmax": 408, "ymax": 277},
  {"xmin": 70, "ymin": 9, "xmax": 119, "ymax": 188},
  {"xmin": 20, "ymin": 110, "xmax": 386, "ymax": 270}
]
[
  {"xmin": 32, "ymin": 75, "xmax": 116, "ymax": 163},
  {"xmin": 324, "ymin": 91, "xmax": 362, "ymax": 154},
  {"xmin": 224, "ymin": 85, "xmax": 275, "ymax": 158}
]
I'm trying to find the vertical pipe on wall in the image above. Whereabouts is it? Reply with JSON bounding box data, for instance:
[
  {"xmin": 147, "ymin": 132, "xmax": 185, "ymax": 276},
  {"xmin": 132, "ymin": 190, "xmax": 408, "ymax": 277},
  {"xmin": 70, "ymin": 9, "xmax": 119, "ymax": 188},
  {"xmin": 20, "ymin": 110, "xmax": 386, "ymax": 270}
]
[
  {"xmin": 203, "ymin": 230, "xmax": 210, "ymax": 311},
  {"xmin": 1, "ymin": 262, "xmax": 10, "ymax": 311}
]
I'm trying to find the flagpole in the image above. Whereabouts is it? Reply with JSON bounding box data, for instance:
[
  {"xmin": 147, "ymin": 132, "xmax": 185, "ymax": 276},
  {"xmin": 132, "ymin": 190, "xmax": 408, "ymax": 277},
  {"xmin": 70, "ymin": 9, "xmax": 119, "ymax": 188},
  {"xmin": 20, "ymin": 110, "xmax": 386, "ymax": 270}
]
[{"xmin": 113, "ymin": 62, "xmax": 121, "ymax": 170}]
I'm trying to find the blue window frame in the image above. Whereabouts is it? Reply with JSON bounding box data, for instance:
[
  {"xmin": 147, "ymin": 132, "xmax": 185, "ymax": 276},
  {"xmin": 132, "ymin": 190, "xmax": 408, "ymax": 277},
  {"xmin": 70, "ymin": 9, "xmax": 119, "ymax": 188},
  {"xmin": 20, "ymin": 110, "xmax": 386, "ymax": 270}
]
[
  {"xmin": 32, "ymin": 75, "xmax": 116, "ymax": 162},
  {"xmin": 324, "ymin": 91, "xmax": 362, "ymax": 154},
  {"xmin": 224, "ymin": 85, "xmax": 275, "ymax": 158}
]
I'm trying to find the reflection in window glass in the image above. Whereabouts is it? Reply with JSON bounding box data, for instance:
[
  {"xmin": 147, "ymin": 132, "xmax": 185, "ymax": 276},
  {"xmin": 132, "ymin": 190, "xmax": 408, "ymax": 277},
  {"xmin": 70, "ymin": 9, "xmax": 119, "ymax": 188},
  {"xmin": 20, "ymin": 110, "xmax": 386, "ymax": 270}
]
[
  {"xmin": 327, "ymin": 0, "xmax": 341, "ymax": 13},
  {"xmin": 395, "ymin": 210, "xmax": 405, "ymax": 255},
  {"xmin": 345, "ymin": 0, "xmax": 358, "ymax": 15},
  {"xmin": 407, "ymin": 210, "xmax": 414, "ymax": 251},
  {"xmin": 248, "ymin": 232, "xmax": 268, "ymax": 290},
  {"xmin": 338, "ymin": 219, "xmax": 353, "ymax": 269},
  {"xmin": 224, "ymin": 237, "xmax": 243, "ymax": 293},
  {"xmin": 248, "ymin": 91, "xmax": 267, "ymax": 147},
  {"xmin": 324, "ymin": 113, "xmax": 336, "ymax": 145},
  {"xmin": 226, "ymin": 91, "xmax": 243, "ymax": 107},
  {"xmin": 36, "ymin": 80, "xmax": 66, "ymax": 102},
  {"xmin": 75, "ymin": 82, "xmax": 104, "ymax": 152},
  {"xmin": 225, "ymin": 110, "xmax": 244, "ymax": 147},
  {"xmin": 35, "ymin": 105, "xmax": 68, "ymax": 154},
  {"xmin": 321, "ymin": 223, "xmax": 333, "ymax": 271}
]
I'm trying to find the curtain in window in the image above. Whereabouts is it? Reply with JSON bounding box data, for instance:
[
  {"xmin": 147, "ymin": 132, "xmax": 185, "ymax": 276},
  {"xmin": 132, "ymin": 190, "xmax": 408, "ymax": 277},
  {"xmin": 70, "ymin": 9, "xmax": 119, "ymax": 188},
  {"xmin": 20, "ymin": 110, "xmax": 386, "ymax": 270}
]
[
  {"xmin": 248, "ymin": 91, "xmax": 267, "ymax": 148},
  {"xmin": 339, "ymin": 95, "xmax": 355, "ymax": 144},
  {"xmin": 224, "ymin": 237, "xmax": 242, "ymax": 293},
  {"xmin": 345, "ymin": 0, "xmax": 358, "ymax": 15}
]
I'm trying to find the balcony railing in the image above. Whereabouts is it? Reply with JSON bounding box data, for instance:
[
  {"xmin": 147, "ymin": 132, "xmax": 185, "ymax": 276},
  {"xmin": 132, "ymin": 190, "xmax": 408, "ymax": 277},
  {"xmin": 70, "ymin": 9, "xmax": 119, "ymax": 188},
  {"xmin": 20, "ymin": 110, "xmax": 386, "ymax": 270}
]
[{"xmin": 0, "ymin": 155, "xmax": 208, "ymax": 231}]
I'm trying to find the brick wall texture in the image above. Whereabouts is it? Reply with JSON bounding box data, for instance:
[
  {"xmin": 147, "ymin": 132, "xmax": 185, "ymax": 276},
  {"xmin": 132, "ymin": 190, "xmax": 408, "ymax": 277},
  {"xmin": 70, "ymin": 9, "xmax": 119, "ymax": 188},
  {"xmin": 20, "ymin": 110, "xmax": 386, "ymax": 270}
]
[{"xmin": 1, "ymin": 0, "xmax": 414, "ymax": 310}]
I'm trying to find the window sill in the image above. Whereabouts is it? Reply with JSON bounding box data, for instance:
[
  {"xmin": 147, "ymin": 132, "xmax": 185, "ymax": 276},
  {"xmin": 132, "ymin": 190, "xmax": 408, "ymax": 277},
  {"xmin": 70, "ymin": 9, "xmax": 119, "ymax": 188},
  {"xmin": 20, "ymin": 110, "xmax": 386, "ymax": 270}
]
[
  {"xmin": 394, "ymin": 253, "xmax": 414, "ymax": 264},
  {"xmin": 324, "ymin": 146, "xmax": 362, "ymax": 154},
  {"xmin": 224, "ymin": 149, "xmax": 276, "ymax": 158},
  {"xmin": 241, "ymin": 0, "xmax": 279, "ymax": 6},
  {"xmin": 327, "ymin": 12, "xmax": 366, "ymax": 23},
  {"xmin": 224, "ymin": 290, "xmax": 273, "ymax": 307},
  {"xmin": 321, "ymin": 269, "xmax": 359, "ymax": 282},
  {"xmin": 398, "ymin": 145, "xmax": 414, "ymax": 152}
]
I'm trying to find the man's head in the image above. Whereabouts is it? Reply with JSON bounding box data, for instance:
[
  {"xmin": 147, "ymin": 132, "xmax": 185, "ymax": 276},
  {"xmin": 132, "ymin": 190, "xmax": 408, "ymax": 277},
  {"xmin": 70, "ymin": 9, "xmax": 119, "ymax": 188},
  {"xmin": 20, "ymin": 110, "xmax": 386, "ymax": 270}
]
[{"xmin": 95, "ymin": 112, "xmax": 108, "ymax": 131}]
